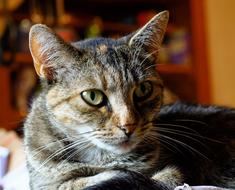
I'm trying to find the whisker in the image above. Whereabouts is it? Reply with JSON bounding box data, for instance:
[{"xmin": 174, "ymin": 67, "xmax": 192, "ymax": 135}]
[
  {"xmin": 152, "ymin": 127, "xmax": 209, "ymax": 151},
  {"xmin": 153, "ymin": 125, "xmax": 203, "ymax": 139},
  {"xmin": 32, "ymin": 128, "xmax": 101, "ymax": 177},
  {"xmin": 174, "ymin": 119, "xmax": 208, "ymax": 126},
  {"xmin": 31, "ymin": 137, "xmax": 72, "ymax": 157},
  {"xmin": 154, "ymin": 123, "xmax": 223, "ymax": 144},
  {"xmin": 139, "ymin": 49, "xmax": 159, "ymax": 67},
  {"xmin": 158, "ymin": 134, "xmax": 210, "ymax": 160},
  {"xmin": 145, "ymin": 129, "xmax": 185, "ymax": 154},
  {"xmin": 34, "ymin": 137, "xmax": 92, "ymax": 175},
  {"xmin": 154, "ymin": 122, "xmax": 203, "ymax": 136},
  {"xmin": 144, "ymin": 134, "xmax": 181, "ymax": 154},
  {"xmin": 158, "ymin": 137, "xmax": 183, "ymax": 154},
  {"xmin": 143, "ymin": 64, "xmax": 157, "ymax": 72},
  {"xmin": 56, "ymin": 142, "xmax": 94, "ymax": 172},
  {"xmin": 31, "ymin": 130, "xmax": 99, "ymax": 159},
  {"xmin": 58, "ymin": 141, "xmax": 88, "ymax": 160}
]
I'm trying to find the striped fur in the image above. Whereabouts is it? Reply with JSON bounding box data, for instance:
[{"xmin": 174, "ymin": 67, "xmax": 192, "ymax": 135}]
[{"xmin": 24, "ymin": 11, "xmax": 235, "ymax": 190}]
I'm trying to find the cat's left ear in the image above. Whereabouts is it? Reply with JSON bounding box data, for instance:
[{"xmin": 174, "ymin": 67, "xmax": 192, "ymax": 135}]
[
  {"xmin": 29, "ymin": 24, "xmax": 77, "ymax": 82},
  {"xmin": 128, "ymin": 11, "xmax": 169, "ymax": 58}
]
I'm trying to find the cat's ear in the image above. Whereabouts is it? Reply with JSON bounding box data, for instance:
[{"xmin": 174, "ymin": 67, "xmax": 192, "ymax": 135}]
[
  {"xmin": 128, "ymin": 11, "xmax": 169, "ymax": 57},
  {"xmin": 29, "ymin": 24, "xmax": 74, "ymax": 81}
]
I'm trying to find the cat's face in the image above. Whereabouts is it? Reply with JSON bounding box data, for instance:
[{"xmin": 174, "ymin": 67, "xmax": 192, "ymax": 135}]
[{"xmin": 29, "ymin": 11, "xmax": 169, "ymax": 154}]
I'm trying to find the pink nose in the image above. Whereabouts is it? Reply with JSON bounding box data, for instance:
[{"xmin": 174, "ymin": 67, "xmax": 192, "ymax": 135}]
[{"xmin": 119, "ymin": 124, "xmax": 136, "ymax": 137}]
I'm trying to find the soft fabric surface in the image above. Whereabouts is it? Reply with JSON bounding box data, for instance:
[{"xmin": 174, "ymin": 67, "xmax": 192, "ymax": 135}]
[{"xmin": 175, "ymin": 183, "xmax": 231, "ymax": 190}]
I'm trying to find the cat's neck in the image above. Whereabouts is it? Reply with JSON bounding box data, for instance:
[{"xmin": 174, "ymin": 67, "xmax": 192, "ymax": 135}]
[{"xmin": 74, "ymin": 140, "xmax": 116, "ymax": 164}]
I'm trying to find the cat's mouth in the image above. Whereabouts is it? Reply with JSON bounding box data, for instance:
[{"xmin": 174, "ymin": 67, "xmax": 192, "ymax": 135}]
[
  {"xmin": 90, "ymin": 136, "xmax": 138, "ymax": 154},
  {"xmin": 118, "ymin": 139, "xmax": 131, "ymax": 148},
  {"xmin": 112, "ymin": 138, "xmax": 138, "ymax": 153}
]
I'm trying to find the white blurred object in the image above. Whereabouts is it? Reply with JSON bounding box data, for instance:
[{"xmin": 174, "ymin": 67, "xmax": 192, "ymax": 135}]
[
  {"xmin": 0, "ymin": 163, "xmax": 30, "ymax": 190},
  {"xmin": 0, "ymin": 129, "xmax": 25, "ymax": 172},
  {"xmin": 175, "ymin": 183, "xmax": 192, "ymax": 190},
  {"xmin": 0, "ymin": 147, "xmax": 9, "ymax": 178},
  {"xmin": 191, "ymin": 186, "xmax": 230, "ymax": 190},
  {"xmin": 175, "ymin": 183, "xmax": 231, "ymax": 190}
]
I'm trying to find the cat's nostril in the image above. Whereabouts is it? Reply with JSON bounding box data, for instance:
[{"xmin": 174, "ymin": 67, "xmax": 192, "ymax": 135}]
[
  {"xmin": 119, "ymin": 125, "xmax": 136, "ymax": 138},
  {"xmin": 124, "ymin": 131, "xmax": 133, "ymax": 138}
]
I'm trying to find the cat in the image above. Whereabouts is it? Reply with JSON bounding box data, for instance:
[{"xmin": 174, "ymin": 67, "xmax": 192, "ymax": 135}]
[{"xmin": 24, "ymin": 11, "xmax": 235, "ymax": 190}]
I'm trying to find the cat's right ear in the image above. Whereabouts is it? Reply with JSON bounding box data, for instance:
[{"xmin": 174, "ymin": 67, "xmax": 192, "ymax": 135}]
[
  {"xmin": 29, "ymin": 24, "xmax": 73, "ymax": 81},
  {"xmin": 127, "ymin": 11, "xmax": 169, "ymax": 59}
]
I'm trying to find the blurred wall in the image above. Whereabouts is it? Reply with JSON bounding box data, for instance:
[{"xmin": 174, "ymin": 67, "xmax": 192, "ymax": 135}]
[{"xmin": 205, "ymin": 0, "xmax": 235, "ymax": 107}]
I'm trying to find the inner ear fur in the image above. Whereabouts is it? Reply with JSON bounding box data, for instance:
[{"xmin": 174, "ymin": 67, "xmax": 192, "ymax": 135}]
[
  {"xmin": 128, "ymin": 11, "xmax": 169, "ymax": 57},
  {"xmin": 29, "ymin": 24, "xmax": 72, "ymax": 80}
]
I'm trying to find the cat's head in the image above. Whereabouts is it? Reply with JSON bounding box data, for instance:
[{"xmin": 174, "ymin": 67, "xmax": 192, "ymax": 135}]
[{"xmin": 29, "ymin": 11, "xmax": 169, "ymax": 154}]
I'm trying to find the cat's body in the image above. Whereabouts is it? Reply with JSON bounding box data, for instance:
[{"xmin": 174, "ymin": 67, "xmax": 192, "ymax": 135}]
[{"xmin": 24, "ymin": 11, "xmax": 235, "ymax": 189}]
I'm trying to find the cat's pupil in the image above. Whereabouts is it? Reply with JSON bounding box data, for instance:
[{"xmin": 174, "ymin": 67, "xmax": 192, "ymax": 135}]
[
  {"xmin": 141, "ymin": 84, "xmax": 146, "ymax": 94},
  {"xmin": 90, "ymin": 91, "xmax": 96, "ymax": 101}
]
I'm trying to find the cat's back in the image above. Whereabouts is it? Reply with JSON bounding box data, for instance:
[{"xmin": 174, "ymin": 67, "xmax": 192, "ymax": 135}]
[
  {"xmin": 158, "ymin": 101, "xmax": 235, "ymax": 136},
  {"xmin": 157, "ymin": 101, "xmax": 235, "ymax": 155},
  {"xmin": 156, "ymin": 102, "xmax": 235, "ymax": 187}
]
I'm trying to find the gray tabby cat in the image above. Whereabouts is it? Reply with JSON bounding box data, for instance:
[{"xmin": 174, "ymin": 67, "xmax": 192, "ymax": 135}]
[{"xmin": 24, "ymin": 11, "xmax": 235, "ymax": 190}]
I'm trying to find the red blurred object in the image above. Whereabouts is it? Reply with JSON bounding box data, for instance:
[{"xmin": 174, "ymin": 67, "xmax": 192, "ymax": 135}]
[
  {"xmin": 55, "ymin": 27, "xmax": 78, "ymax": 42},
  {"xmin": 137, "ymin": 10, "xmax": 158, "ymax": 26}
]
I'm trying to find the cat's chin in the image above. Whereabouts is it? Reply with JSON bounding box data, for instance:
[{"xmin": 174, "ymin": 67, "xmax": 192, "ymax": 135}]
[
  {"xmin": 107, "ymin": 142, "xmax": 137, "ymax": 154},
  {"xmin": 91, "ymin": 138, "xmax": 137, "ymax": 154},
  {"xmin": 115, "ymin": 140, "xmax": 137, "ymax": 154}
]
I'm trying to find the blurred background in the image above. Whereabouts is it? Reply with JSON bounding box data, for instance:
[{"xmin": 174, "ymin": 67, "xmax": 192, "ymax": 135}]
[
  {"xmin": 0, "ymin": 0, "xmax": 234, "ymax": 130},
  {"xmin": 0, "ymin": 0, "xmax": 235, "ymax": 129},
  {"xmin": 0, "ymin": 1, "xmax": 235, "ymax": 187}
]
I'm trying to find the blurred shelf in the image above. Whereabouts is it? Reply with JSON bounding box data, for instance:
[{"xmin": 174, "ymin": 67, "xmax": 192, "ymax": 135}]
[
  {"xmin": 74, "ymin": 0, "xmax": 185, "ymax": 4},
  {"xmin": 3, "ymin": 111, "xmax": 25, "ymax": 130},
  {"xmin": 157, "ymin": 63, "xmax": 192, "ymax": 75},
  {"xmin": 67, "ymin": 15, "xmax": 175, "ymax": 34},
  {"xmin": 3, "ymin": 52, "xmax": 33, "ymax": 65},
  {"xmin": 0, "ymin": 0, "xmax": 210, "ymax": 131},
  {"xmin": 3, "ymin": 52, "xmax": 193, "ymax": 75},
  {"xmin": 66, "ymin": 16, "xmax": 138, "ymax": 34},
  {"xmin": 103, "ymin": 22, "xmax": 137, "ymax": 33},
  {"xmin": 0, "ymin": 65, "xmax": 29, "ymax": 130}
]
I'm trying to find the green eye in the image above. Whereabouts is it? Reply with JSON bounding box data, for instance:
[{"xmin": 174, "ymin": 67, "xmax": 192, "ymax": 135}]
[
  {"xmin": 134, "ymin": 81, "xmax": 153, "ymax": 101},
  {"xmin": 81, "ymin": 90, "xmax": 104, "ymax": 106}
]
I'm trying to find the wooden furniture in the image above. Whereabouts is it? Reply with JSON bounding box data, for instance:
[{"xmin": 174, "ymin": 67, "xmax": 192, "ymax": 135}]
[{"xmin": 0, "ymin": 0, "xmax": 210, "ymax": 130}]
